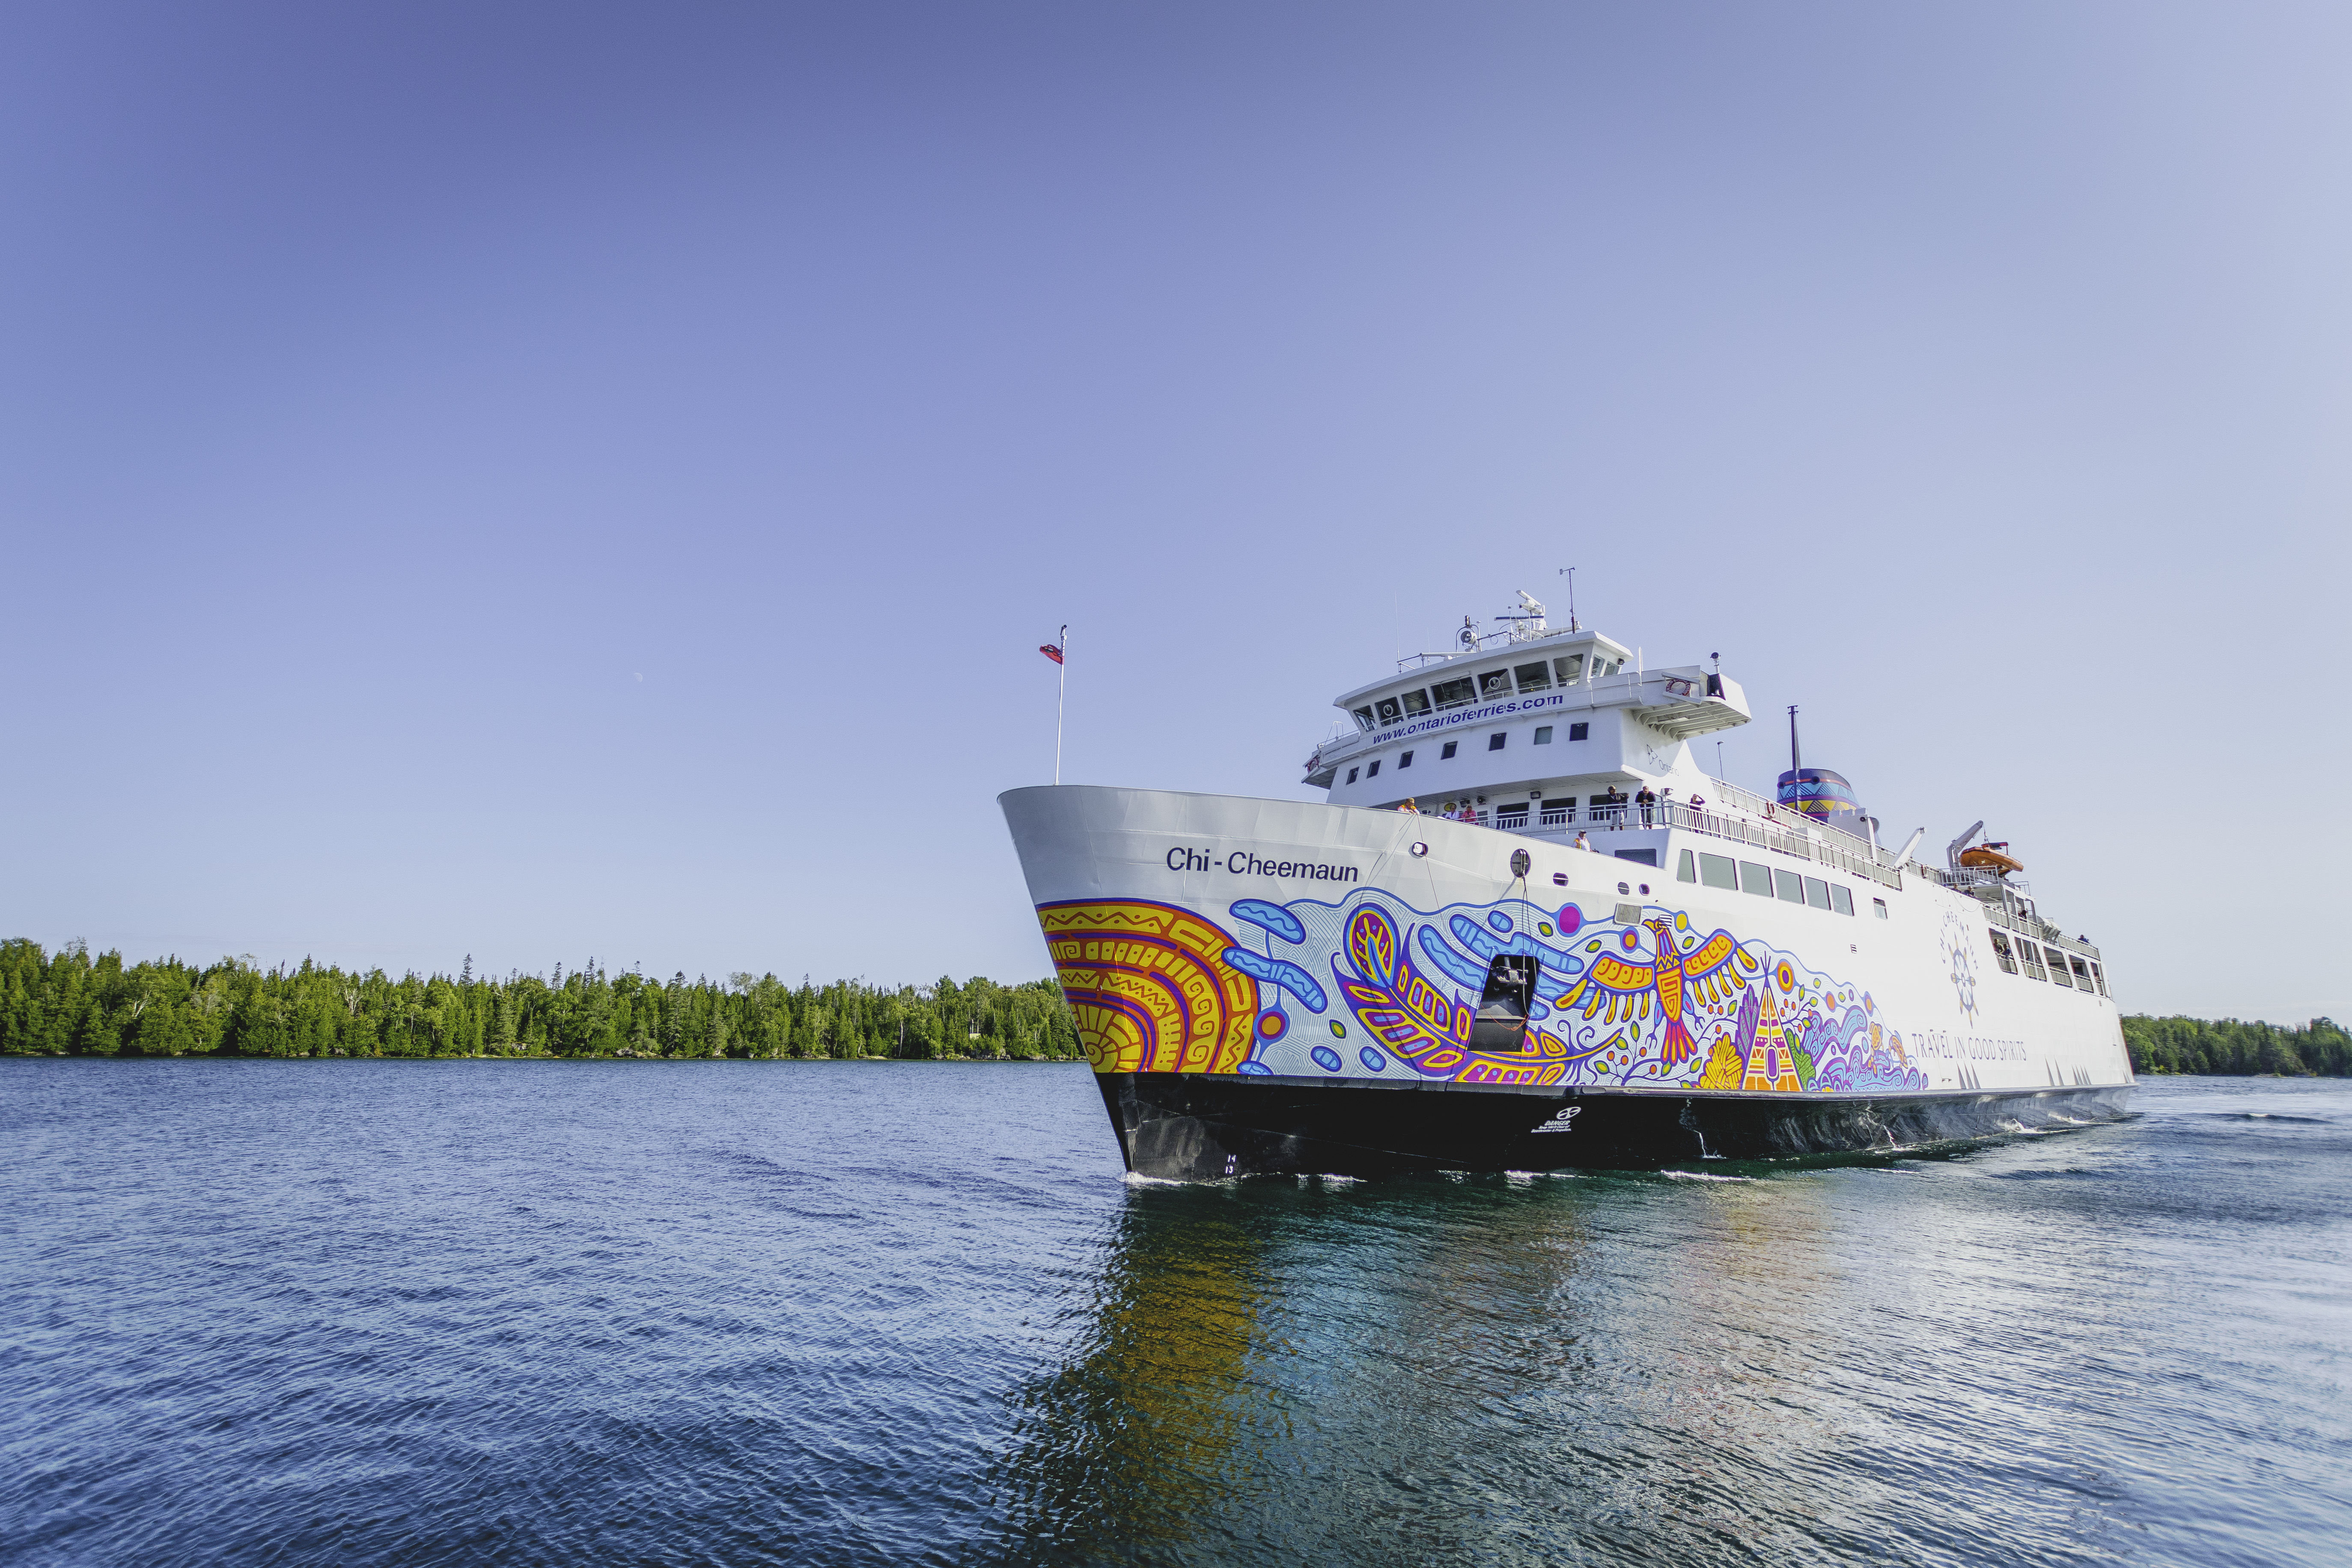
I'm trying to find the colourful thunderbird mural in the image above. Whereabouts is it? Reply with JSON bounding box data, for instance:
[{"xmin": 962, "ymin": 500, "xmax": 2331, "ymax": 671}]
[{"xmin": 1034, "ymin": 888, "xmax": 1929, "ymax": 1095}]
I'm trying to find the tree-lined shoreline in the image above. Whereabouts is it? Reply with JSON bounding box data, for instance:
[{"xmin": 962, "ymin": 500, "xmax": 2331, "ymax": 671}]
[
  {"xmin": 2119, "ymin": 1014, "xmax": 2348, "ymax": 1077},
  {"xmin": 4, "ymin": 939, "xmax": 2345, "ymax": 1075},
  {"xmin": 0, "ymin": 940, "xmax": 1082, "ymax": 1061}
]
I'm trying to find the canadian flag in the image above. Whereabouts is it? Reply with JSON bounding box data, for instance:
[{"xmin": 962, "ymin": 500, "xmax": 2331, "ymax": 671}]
[{"xmin": 1039, "ymin": 643, "xmax": 1063, "ymax": 664}]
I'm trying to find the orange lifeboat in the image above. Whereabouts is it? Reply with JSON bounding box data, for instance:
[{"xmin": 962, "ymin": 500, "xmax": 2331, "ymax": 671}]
[{"xmin": 1958, "ymin": 842, "xmax": 2024, "ymax": 876}]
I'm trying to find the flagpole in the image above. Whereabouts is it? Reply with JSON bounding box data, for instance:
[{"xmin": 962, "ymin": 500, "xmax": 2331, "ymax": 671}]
[{"xmin": 1055, "ymin": 624, "xmax": 1067, "ymax": 785}]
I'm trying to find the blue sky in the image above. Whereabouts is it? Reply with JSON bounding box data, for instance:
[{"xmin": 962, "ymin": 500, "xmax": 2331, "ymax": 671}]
[{"xmin": 3, "ymin": 3, "xmax": 2344, "ymax": 1020}]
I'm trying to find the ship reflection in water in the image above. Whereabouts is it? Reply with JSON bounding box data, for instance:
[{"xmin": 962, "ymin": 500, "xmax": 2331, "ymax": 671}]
[{"xmin": 985, "ymin": 1115, "xmax": 2345, "ymax": 1568}]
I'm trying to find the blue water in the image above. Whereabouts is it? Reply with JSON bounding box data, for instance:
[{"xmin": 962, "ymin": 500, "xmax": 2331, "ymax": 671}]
[{"xmin": 3, "ymin": 1063, "xmax": 2348, "ymax": 1567}]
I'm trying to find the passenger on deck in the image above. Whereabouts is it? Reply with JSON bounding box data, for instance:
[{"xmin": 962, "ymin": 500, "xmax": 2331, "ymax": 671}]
[
  {"xmin": 1688, "ymin": 791, "xmax": 1707, "ymax": 811},
  {"xmin": 1573, "ymin": 831, "xmax": 1593, "ymax": 852},
  {"xmin": 1636, "ymin": 785, "xmax": 1658, "ymax": 826},
  {"xmin": 1398, "ymin": 798, "xmax": 1417, "ymax": 813}
]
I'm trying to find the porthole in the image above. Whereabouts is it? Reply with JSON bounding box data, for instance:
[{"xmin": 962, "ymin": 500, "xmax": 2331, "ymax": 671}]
[
  {"xmin": 1409, "ymin": 842, "xmax": 1429, "ymax": 857},
  {"xmin": 1617, "ymin": 881, "xmax": 1630, "ymax": 895}
]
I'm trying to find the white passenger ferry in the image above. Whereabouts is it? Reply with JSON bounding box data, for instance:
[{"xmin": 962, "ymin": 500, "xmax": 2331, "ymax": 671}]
[{"xmin": 1001, "ymin": 595, "xmax": 2132, "ymax": 1178}]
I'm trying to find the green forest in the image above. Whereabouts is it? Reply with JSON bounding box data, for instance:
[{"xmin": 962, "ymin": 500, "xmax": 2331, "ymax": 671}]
[
  {"xmin": 2121, "ymin": 1014, "xmax": 2349, "ymax": 1077},
  {"xmin": 5, "ymin": 937, "xmax": 2346, "ymax": 1076},
  {"xmin": 0, "ymin": 939, "xmax": 1082, "ymax": 1061}
]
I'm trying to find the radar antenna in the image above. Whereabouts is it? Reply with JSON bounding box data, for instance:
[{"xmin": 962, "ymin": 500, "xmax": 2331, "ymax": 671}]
[
  {"xmin": 1495, "ymin": 590, "xmax": 1548, "ymax": 641},
  {"xmin": 1556, "ymin": 567, "xmax": 1579, "ymax": 631}
]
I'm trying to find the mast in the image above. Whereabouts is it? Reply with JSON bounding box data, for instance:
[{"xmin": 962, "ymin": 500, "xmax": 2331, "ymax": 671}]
[{"xmin": 1787, "ymin": 705, "xmax": 1801, "ymax": 774}]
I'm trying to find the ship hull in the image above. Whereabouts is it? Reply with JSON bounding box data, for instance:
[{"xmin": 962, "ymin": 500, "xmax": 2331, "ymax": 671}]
[
  {"xmin": 1002, "ymin": 784, "xmax": 2133, "ymax": 1181},
  {"xmin": 1100, "ymin": 1071, "xmax": 2133, "ymax": 1179}
]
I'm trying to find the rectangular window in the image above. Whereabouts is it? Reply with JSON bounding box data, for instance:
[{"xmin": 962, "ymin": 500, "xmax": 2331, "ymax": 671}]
[
  {"xmin": 1488, "ymin": 732, "xmax": 1507, "ymax": 751},
  {"xmin": 1539, "ymin": 798, "xmax": 1568, "ymax": 825},
  {"xmin": 1533, "ymin": 726, "xmax": 1553, "ymax": 744},
  {"xmin": 1365, "ymin": 759, "xmax": 1380, "ymax": 777},
  {"xmin": 1513, "ymin": 662, "xmax": 1551, "ymax": 692},
  {"xmin": 1677, "ymin": 848, "xmax": 1697, "ymax": 883},
  {"xmin": 1614, "ymin": 848, "xmax": 1658, "ymax": 867},
  {"xmin": 1830, "ymin": 884, "xmax": 1855, "ymax": 916},
  {"xmin": 1699, "ymin": 853, "xmax": 1738, "ymax": 890},
  {"xmin": 1989, "ymin": 930, "xmax": 2017, "ymax": 974},
  {"xmin": 1352, "ymin": 706, "xmax": 1374, "ymax": 728},
  {"xmin": 1804, "ymin": 877, "xmax": 1831, "ymax": 910},
  {"xmin": 1568, "ymin": 722, "xmax": 1589, "ymax": 741},
  {"xmin": 1440, "ymin": 741, "xmax": 1458, "ymax": 759},
  {"xmin": 2018, "ymin": 941, "xmax": 2046, "ymax": 981},
  {"xmin": 1774, "ymin": 868, "xmax": 1805, "ymax": 903},
  {"xmin": 1346, "ymin": 767, "xmax": 1359, "ymax": 784},
  {"xmin": 2045, "ymin": 946, "xmax": 2074, "ymax": 988},
  {"xmin": 1873, "ymin": 898, "xmax": 1888, "ymax": 919},
  {"xmin": 1554, "ymin": 654, "xmax": 1584, "ymax": 683},
  {"xmin": 1496, "ymin": 801, "xmax": 1529, "ymax": 823},
  {"xmin": 1399, "ymin": 750, "xmax": 1414, "ymax": 768},
  {"xmin": 1741, "ymin": 861, "xmax": 1774, "ymax": 897},
  {"xmin": 2068, "ymin": 955, "xmax": 2093, "ymax": 990},
  {"xmin": 1401, "ymin": 689, "xmax": 1432, "ymax": 716},
  {"xmin": 1375, "ymin": 696, "xmax": 1402, "ymax": 724},
  {"xmin": 1432, "ymin": 677, "xmax": 1475, "ymax": 708},
  {"xmin": 1479, "ymin": 669, "xmax": 1513, "ymax": 700}
]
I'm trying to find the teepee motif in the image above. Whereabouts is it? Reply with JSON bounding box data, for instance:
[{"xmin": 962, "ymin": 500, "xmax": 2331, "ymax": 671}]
[{"xmin": 1740, "ymin": 989, "xmax": 1802, "ymax": 1092}]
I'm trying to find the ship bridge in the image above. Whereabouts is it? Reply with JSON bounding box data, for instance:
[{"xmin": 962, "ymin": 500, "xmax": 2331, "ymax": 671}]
[{"xmin": 1302, "ymin": 596, "xmax": 1750, "ymax": 798}]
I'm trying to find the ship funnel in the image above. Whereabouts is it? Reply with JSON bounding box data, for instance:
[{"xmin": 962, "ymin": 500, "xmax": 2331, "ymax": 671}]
[
  {"xmin": 1776, "ymin": 765, "xmax": 1865, "ymax": 834},
  {"xmin": 1777, "ymin": 706, "xmax": 1867, "ymax": 836}
]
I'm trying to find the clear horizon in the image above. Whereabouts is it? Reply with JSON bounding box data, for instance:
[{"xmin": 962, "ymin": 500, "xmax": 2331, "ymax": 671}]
[{"xmin": 3, "ymin": 3, "xmax": 2344, "ymax": 1021}]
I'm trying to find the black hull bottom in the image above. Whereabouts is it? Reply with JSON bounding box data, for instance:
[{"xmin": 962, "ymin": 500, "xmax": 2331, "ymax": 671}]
[{"xmin": 1097, "ymin": 1072, "xmax": 2134, "ymax": 1180}]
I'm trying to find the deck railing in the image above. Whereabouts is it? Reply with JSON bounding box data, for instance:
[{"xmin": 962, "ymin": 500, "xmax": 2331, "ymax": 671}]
[{"xmin": 1432, "ymin": 798, "xmax": 1903, "ymax": 890}]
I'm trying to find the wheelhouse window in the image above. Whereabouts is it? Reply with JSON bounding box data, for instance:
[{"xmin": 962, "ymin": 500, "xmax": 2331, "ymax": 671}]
[
  {"xmin": 1401, "ymin": 689, "xmax": 1432, "ymax": 716},
  {"xmin": 1478, "ymin": 669, "xmax": 1513, "ymax": 700},
  {"xmin": 1375, "ymin": 696, "xmax": 1403, "ymax": 724},
  {"xmin": 1568, "ymin": 722, "xmax": 1589, "ymax": 741},
  {"xmin": 1432, "ymin": 677, "xmax": 1475, "ymax": 709},
  {"xmin": 1352, "ymin": 706, "xmax": 1374, "ymax": 729},
  {"xmin": 1487, "ymin": 732, "xmax": 1507, "ymax": 751},
  {"xmin": 1440, "ymin": 741, "xmax": 1458, "ymax": 759},
  {"xmin": 1513, "ymin": 662, "xmax": 1551, "ymax": 692},
  {"xmin": 1533, "ymin": 726, "xmax": 1553, "ymax": 744},
  {"xmin": 1554, "ymin": 654, "xmax": 1584, "ymax": 683}
]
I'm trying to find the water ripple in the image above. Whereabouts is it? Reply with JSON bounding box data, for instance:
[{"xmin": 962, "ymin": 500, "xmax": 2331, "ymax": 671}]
[{"xmin": 2, "ymin": 1065, "xmax": 2348, "ymax": 1567}]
